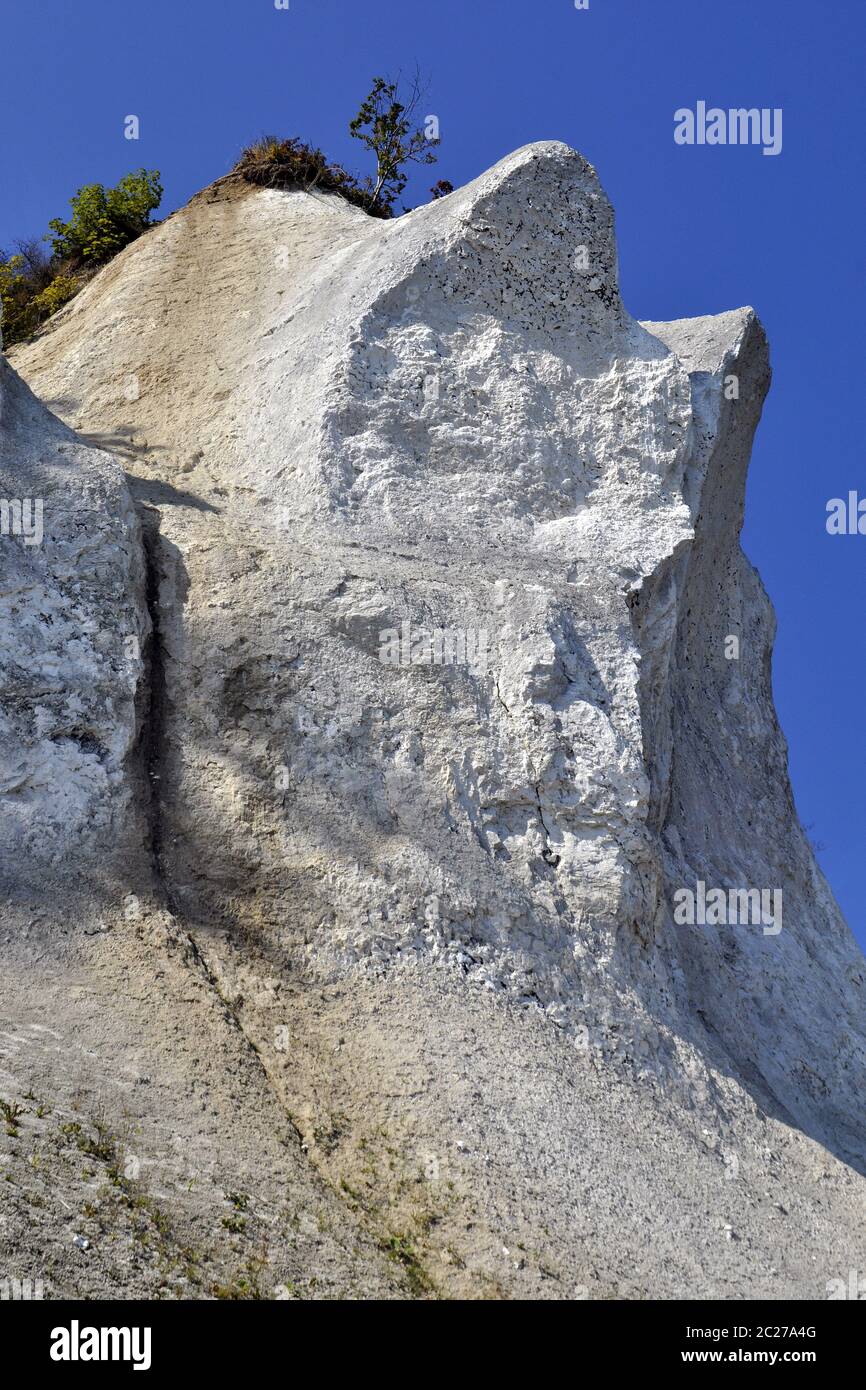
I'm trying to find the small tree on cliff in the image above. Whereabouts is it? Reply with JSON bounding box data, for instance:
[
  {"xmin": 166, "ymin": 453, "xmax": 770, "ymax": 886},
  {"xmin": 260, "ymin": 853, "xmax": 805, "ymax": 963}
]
[{"xmin": 350, "ymin": 71, "xmax": 439, "ymax": 215}]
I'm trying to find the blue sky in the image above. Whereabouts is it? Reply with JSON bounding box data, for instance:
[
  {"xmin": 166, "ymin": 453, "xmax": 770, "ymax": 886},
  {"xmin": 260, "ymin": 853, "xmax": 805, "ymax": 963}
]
[{"xmin": 2, "ymin": 0, "xmax": 864, "ymax": 945}]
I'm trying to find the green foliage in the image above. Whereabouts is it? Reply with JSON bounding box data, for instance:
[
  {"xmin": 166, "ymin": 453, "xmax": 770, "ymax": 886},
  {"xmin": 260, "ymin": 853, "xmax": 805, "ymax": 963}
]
[
  {"xmin": 32, "ymin": 273, "xmax": 80, "ymax": 317},
  {"xmin": 1, "ymin": 170, "xmax": 160, "ymax": 348},
  {"xmin": 349, "ymin": 72, "xmax": 439, "ymax": 213},
  {"xmin": 221, "ymin": 1213, "xmax": 247, "ymax": 1233},
  {"xmin": 47, "ymin": 169, "xmax": 162, "ymax": 264},
  {"xmin": 0, "ymin": 254, "xmax": 32, "ymax": 345},
  {"xmin": 0, "ymin": 248, "xmax": 55, "ymax": 345},
  {"xmin": 1, "ymin": 1098, "xmax": 24, "ymax": 1135}
]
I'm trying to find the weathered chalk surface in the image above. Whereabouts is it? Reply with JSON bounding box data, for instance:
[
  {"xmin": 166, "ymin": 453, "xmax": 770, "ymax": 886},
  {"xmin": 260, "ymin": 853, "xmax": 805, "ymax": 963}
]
[{"xmin": 2, "ymin": 143, "xmax": 864, "ymax": 1299}]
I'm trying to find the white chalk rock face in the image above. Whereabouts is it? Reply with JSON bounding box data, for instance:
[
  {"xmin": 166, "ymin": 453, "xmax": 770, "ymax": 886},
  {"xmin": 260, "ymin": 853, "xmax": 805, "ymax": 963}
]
[
  {"xmin": 6, "ymin": 142, "xmax": 866, "ymax": 1297},
  {"xmin": 0, "ymin": 354, "xmax": 148, "ymax": 894}
]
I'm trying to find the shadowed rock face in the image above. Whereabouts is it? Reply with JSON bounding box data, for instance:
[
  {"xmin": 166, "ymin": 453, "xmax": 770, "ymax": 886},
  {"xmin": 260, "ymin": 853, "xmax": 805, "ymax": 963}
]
[
  {"xmin": 0, "ymin": 357, "xmax": 149, "ymax": 894},
  {"xmin": 2, "ymin": 143, "xmax": 864, "ymax": 1299}
]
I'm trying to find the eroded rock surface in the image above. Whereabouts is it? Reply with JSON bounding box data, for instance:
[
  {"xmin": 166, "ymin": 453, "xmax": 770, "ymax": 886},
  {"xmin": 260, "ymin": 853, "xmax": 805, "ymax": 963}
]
[
  {"xmin": 2, "ymin": 143, "xmax": 864, "ymax": 1299},
  {"xmin": 0, "ymin": 357, "xmax": 147, "ymax": 894}
]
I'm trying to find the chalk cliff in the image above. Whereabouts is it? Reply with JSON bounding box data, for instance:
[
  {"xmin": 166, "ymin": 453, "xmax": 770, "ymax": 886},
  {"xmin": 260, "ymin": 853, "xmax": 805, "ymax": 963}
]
[{"xmin": 2, "ymin": 143, "xmax": 864, "ymax": 1298}]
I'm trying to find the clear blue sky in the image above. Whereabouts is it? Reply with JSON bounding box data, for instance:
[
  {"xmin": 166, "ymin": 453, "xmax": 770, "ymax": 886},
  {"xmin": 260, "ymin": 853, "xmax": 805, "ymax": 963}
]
[{"xmin": 2, "ymin": 0, "xmax": 864, "ymax": 945}]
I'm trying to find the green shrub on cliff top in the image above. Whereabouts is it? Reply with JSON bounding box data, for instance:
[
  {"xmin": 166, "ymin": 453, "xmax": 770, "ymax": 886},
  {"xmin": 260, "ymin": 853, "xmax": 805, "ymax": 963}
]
[
  {"xmin": 47, "ymin": 169, "xmax": 163, "ymax": 265},
  {"xmin": 1, "ymin": 169, "xmax": 161, "ymax": 349}
]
